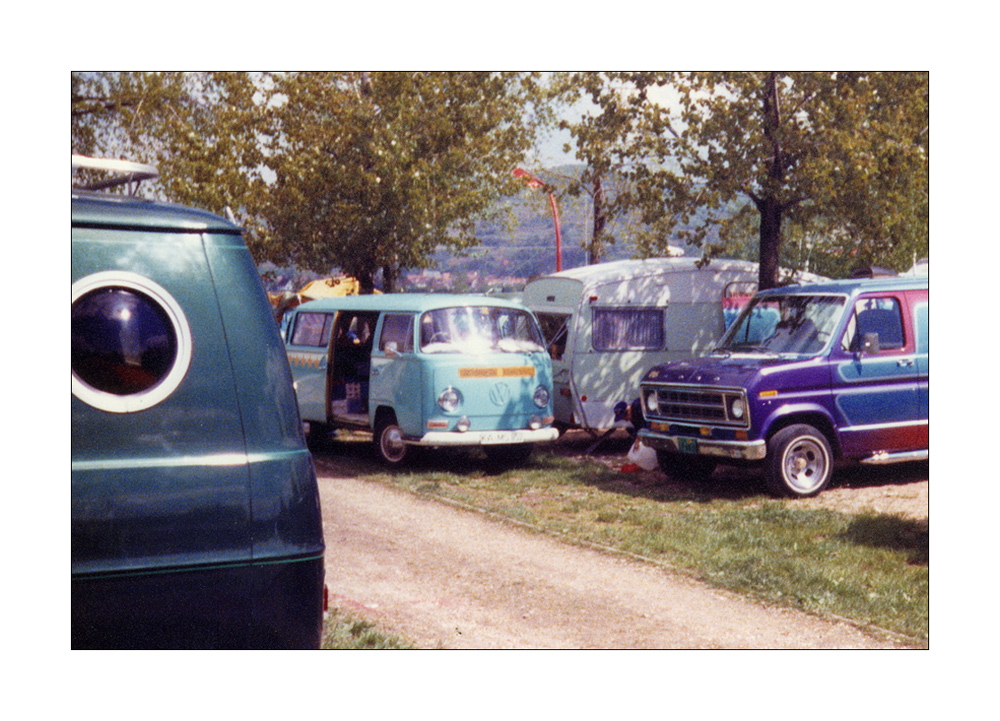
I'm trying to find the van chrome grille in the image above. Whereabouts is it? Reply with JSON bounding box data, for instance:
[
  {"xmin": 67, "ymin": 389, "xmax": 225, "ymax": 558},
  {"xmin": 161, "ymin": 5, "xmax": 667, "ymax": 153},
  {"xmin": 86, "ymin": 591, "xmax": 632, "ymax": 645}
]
[
  {"xmin": 658, "ymin": 389, "xmax": 727, "ymax": 421},
  {"xmin": 645, "ymin": 384, "xmax": 749, "ymax": 428}
]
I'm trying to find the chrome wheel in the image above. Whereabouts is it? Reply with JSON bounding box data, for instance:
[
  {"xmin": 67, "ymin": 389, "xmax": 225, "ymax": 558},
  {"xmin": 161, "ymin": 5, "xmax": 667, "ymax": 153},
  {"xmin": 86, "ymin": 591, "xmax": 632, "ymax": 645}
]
[
  {"xmin": 767, "ymin": 424, "xmax": 833, "ymax": 497},
  {"xmin": 375, "ymin": 419, "xmax": 408, "ymax": 465}
]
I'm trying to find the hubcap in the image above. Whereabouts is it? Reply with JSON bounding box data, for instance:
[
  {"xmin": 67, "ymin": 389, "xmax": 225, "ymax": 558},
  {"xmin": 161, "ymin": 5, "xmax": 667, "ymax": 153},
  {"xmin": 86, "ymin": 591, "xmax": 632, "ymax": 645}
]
[
  {"xmin": 381, "ymin": 426, "xmax": 406, "ymax": 461},
  {"xmin": 783, "ymin": 438, "xmax": 827, "ymax": 493}
]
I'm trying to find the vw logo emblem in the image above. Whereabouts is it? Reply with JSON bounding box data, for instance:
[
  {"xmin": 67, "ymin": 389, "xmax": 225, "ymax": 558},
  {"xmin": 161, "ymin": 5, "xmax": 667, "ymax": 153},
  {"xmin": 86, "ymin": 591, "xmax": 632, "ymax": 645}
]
[{"xmin": 489, "ymin": 383, "xmax": 511, "ymax": 406}]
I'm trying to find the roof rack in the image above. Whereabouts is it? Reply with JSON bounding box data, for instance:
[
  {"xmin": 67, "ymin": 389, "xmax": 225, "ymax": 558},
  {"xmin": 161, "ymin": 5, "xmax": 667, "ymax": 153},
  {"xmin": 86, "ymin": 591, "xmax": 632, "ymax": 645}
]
[{"xmin": 72, "ymin": 155, "xmax": 158, "ymax": 194}]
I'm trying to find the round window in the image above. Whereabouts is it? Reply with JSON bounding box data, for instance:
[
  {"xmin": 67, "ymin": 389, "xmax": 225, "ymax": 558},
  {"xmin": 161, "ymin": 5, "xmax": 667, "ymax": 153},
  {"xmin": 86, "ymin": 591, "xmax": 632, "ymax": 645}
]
[{"xmin": 71, "ymin": 272, "xmax": 192, "ymax": 413}]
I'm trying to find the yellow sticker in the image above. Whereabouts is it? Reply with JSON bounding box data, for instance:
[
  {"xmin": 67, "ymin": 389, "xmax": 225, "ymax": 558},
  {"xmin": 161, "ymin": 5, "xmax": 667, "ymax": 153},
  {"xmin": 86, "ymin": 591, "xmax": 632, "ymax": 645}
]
[
  {"xmin": 458, "ymin": 366, "xmax": 535, "ymax": 378},
  {"xmin": 290, "ymin": 353, "xmax": 324, "ymax": 368}
]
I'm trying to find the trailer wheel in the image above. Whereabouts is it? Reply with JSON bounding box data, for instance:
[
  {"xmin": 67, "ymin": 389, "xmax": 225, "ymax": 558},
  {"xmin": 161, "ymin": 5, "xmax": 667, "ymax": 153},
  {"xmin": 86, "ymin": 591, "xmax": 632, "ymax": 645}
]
[
  {"xmin": 766, "ymin": 424, "xmax": 833, "ymax": 497},
  {"xmin": 374, "ymin": 416, "xmax": 409, "ymax": 465},
  {"xmin": 656, "ymin": 451, "xmax": 717, "ymax": 487}
]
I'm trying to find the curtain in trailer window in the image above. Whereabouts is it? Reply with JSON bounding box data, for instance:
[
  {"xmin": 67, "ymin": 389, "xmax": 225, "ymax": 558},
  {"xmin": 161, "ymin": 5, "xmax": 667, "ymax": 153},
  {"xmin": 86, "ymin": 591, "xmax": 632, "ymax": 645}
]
[{"xmin": 592, "ymin": 308, "xmax": 664, "ymax": 350}]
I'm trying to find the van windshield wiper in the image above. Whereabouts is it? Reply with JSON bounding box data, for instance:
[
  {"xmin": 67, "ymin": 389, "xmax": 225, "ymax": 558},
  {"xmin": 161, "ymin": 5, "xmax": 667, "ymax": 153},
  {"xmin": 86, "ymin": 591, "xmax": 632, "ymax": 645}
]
[{"xmin": 722, "ymin": 343, "xmax": 781, "ymax": 357}]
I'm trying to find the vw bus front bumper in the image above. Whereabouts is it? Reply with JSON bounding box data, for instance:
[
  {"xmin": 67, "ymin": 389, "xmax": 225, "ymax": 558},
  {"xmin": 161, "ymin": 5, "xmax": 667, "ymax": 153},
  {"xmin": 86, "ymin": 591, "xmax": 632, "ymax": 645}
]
[{"xmin": 417, "ymin": 427, "xmax": 559, "ymax": 447}]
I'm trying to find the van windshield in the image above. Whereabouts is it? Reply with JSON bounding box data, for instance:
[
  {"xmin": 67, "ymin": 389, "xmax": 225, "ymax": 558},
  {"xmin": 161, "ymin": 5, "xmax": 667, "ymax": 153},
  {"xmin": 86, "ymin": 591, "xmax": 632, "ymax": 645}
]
[
  {"xmin": 718, "ymin": 294, "xmax": 846, "ymax": 356},
  {"xmin": 419, "ymin": 306, "xmax": 546, "ymax": 355}
]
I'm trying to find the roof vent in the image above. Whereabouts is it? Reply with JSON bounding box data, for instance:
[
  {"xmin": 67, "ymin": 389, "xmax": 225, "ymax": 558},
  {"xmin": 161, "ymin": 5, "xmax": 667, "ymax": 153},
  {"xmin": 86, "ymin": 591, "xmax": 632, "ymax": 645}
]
[{"xmin": 72, "ymin": 155, "xmax": 158, "ymax": 195}]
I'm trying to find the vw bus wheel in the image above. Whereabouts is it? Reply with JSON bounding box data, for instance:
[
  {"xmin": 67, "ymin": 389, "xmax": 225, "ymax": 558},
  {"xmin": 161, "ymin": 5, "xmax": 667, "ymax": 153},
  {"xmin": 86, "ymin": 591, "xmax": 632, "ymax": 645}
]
[
  {"xmin": 766, "ymin": 424, "xmax": 833, "ymax": 498},
  {"xmin": 375, "ymin": 418, "xmax": 409, "ymax": 465},
  {"xmin": 656, "ymin": 451, "xmax": 716, "ymax": 488}
]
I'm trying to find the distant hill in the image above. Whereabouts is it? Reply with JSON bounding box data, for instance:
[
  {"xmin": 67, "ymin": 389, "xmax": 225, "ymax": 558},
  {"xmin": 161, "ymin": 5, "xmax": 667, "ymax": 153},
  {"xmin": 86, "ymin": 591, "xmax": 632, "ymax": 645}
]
[
  {"xmin": 424, "ymin": 165, "xmax": 671, "ymax": 290},
  {"xmin": 260, "ymin": 165, "xmax": 710, "ymax": 294}
]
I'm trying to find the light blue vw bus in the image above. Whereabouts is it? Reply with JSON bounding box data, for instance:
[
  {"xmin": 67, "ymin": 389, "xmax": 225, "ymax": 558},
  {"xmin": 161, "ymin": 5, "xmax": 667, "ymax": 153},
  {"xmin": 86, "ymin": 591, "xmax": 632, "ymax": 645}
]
[{"xmin": 284, "ymin": 294, "xmax": 558, "ymax": 465}]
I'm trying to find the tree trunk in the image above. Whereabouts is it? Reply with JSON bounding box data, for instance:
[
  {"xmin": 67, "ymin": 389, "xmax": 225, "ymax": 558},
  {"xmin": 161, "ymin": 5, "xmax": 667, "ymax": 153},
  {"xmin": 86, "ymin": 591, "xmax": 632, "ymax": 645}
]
[
  {"xmin": 382, "ymin": 264, "xmax": 398, "ymax": 294},
  {"xmin": 358, "ymin": 270, "xmax": 376, "ymax": 295},
  {"xmin": 589, "ymin": 174, "xmax": 607, "ymax": 265},
  {"xmin": 757, "ymin": 195, "xmax": 782, "ymax": 290},
  {"xmin": 757, "ymin": 73, "xmax": 785, "ymax": 291}
]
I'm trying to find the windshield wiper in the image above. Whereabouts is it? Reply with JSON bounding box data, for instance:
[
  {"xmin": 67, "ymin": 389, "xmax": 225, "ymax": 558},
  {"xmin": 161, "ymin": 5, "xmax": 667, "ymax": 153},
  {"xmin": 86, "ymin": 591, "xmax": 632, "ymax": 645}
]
[{"xmin": 723, "ymin": 343, "xmax": 782, "ymax": 356}]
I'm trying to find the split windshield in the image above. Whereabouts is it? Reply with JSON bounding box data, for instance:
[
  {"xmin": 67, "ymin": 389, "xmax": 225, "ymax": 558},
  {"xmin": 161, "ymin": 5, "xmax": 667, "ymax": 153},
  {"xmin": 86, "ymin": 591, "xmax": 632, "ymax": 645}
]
[
  {"xmin": 419, "ymin": 305, "xmax": 546, "ymax": 355},
  {"xmin": 718, "ymin": 294, "xmax": 846, "ymax": 356}
]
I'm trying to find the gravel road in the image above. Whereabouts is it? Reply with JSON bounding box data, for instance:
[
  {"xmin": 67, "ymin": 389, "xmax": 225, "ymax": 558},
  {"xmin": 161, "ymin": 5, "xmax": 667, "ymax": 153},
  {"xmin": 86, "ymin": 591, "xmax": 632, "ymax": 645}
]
[{"xmin": 317, "ymin": 458, "xmax": 917, "ymax": 649}]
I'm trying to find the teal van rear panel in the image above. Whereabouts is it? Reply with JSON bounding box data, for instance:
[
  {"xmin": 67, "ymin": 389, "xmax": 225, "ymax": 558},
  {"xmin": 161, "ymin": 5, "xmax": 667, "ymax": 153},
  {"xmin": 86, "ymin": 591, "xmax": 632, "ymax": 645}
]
[{"xmin": 72, "ymin": 191, "xmax": 325, "ymax": 649}]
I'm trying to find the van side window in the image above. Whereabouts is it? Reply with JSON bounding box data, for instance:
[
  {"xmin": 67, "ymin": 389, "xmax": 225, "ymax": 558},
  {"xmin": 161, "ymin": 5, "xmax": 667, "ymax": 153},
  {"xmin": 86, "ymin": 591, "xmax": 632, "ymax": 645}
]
[
  {"xmin": 842, "ymin": 297, "xmax": 905, "ymax": 352},
  {"xmin": 379, "ymin": 314, "xmax": 414, "ymax": 353},
  {"xmin": 290, "ymin": 312, "xmax": 335, "ymax": 348},
  {"xmin": 592, "ymin": 308, "xmax": 664, "ymax": 351}
]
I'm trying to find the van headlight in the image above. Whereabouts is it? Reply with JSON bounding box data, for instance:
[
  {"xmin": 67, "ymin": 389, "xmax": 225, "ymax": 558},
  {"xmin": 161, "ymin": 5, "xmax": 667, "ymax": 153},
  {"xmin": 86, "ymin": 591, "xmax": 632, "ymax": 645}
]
[
  {"xmin": 644, "ymin": 390, "xmax": 658, "ymax": 414},
  {"xmin": 728, "ymin": 396, "xmax": 745, "ymax": 420},
  {"xmin": 438, "ymin": 386, "xmax": 461, "ymax": 413},
  {"xmin": 533, "ymin": 385, "xmax": 550, "ymax": 408}
]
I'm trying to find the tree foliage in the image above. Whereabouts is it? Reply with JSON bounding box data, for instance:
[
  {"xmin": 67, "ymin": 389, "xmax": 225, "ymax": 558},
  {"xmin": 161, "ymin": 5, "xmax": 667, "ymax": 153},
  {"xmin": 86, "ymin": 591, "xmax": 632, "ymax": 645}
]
[
  {"xmin": 262, "ymin": 72, "xmax": 551, "ymax": 291},
  {"xmin": 72, "ymin": 72, "xmax": 929, "ymax": 289},
  {"xmin": 71, "ymin": 71, "xmax": 553, "ymax": 292},
  {"xmin": 71, "ymin": 72, "xmax": 273, "ymax": 242},
  {"xmin": 620, "ymin": 72, "xmax": 929, "ymax": 287},
  {"xmin": 547, "ymin": 72, "xmax": 659, "ymax": 264}
]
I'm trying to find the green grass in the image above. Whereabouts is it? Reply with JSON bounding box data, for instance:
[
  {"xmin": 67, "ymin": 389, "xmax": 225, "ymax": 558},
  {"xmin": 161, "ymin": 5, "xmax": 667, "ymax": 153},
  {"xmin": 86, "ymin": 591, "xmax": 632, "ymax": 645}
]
[
  {"xmin": 317, "ymin": 435, "xmax": 928, "ymax": 644},
  {"xmin": 321, "ymin": 607, "xmax": 416, "ymax": 649}
]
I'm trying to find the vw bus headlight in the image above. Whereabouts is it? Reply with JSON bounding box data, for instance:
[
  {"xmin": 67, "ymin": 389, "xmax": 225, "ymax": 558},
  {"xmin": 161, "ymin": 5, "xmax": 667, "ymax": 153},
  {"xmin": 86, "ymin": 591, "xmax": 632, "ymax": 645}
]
[
  {"xmin": 533, "ymin": 385, "xmax": 550, "ymax": 408},
  {"xmin": 438, "ymin": 386, "xmax": 461, "ymax": 413},
  {"xmin": 729, "ymin": 396, "xmax": 745, "ymax": 420}
]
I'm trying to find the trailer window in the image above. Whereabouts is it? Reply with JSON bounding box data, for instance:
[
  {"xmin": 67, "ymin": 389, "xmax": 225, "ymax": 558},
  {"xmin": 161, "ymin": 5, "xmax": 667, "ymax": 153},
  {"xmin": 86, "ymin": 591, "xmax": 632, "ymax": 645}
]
[{"xmin": 592, "ymin": 308, "xmax": 664, "ymax": 351}]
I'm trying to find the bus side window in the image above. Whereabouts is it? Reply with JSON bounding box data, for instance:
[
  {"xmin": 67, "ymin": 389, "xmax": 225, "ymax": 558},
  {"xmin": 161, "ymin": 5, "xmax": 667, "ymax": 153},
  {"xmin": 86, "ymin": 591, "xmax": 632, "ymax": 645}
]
[{"xmin": 380, "ymin": 314, "xmax": 414, "ymax": 354}]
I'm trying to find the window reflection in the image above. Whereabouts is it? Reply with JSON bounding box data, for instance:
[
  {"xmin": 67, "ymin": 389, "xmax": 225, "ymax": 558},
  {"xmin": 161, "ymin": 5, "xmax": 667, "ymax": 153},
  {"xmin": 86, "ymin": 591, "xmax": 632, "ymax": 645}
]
[{"xmin": 72, "ymin": 287, "xmax": 178, "ymax": 395}]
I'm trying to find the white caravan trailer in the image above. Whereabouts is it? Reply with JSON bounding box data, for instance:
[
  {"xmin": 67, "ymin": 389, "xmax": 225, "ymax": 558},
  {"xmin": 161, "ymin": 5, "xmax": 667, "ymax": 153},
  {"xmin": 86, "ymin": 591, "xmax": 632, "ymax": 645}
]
[{"xmin": 522, "ymin": 257, "xmax": 805, "ymax": 435}]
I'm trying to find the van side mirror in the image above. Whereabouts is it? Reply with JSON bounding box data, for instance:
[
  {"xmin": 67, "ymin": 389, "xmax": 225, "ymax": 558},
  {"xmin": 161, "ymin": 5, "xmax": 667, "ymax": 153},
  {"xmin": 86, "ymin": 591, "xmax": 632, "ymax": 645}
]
[
  {"xmin": 862, "ymin": 332, "xmax": 880, "ymax": 356},
  {"xmin": 385, "ymin": 342, "xmax": 399, "ymax": 358}
]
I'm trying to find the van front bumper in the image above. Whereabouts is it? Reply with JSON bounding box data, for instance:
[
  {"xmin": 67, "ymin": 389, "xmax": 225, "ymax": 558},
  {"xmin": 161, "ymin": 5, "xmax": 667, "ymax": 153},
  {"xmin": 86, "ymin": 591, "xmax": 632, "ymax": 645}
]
[
  {"xmin": 416, "ymin": 427, "xmax": 559, "ymax": 447},
  {"xmin": 638, "ymin": 428, "xmax": 767, "ymax": 461}
]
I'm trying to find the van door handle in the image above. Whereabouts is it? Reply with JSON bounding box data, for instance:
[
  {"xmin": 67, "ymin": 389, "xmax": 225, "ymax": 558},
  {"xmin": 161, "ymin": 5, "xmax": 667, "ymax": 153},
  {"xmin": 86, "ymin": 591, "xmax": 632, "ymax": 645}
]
[
  {"xmin": 371, "ymin": 368, "xmax": 379, "ymax": 377},
  {"xmin": 897, "ymin": 359, "xmax": 914, "ymax": 368}
]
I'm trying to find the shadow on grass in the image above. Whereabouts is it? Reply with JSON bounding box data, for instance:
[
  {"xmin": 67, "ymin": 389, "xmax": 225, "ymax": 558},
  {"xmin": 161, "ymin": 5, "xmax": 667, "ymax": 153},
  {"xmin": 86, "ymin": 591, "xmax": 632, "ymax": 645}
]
[
  {"xmin": 313, "ymin": 431, "xmax": 556, "ymax": 479},
  {"xmin": 543, "ymin": 429, "xmax": 929, "ymax": 503},
  {"xmin": 312, "ymin": 428, "xmax": 928, "ymax": 515},
  {"xmin": 839, "ymin": 515, "xmax": 929, "ymax": 565},
  {"xmin": 832, "ymin": 460, "xmax": 929, "ymax": 491}
]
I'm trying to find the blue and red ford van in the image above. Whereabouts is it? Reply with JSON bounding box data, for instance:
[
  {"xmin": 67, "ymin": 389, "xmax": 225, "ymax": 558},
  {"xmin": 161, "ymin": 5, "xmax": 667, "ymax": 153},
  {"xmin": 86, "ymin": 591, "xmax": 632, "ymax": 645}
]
[
  {"xmin": 72, "ymin": 157, "xmax": 326, "ymax": 648},
  {"xmin": 638, "ymin": 276, "xmax": 928, "ymax": 497}
]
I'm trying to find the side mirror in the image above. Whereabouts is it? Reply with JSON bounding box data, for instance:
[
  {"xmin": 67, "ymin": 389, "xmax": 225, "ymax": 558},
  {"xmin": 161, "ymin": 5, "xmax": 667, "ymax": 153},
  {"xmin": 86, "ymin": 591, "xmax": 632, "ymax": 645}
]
[
  {"xmin": 862, "ymin": 332, "xmax": 880, "ymax": 356},
  {"xmin": 385, "ymin": 341, "xmax": 399, "ymax": 358}
]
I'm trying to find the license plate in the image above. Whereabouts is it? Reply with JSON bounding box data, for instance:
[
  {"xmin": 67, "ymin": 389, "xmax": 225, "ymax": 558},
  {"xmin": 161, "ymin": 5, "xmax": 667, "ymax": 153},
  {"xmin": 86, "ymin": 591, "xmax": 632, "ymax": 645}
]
[
  {"xmin": 678, "ymin": 437, "xmax": 698, "ymax": 454},
  {"xmin": 481, "ymin": 431, "xmax": 526, "ymax": 445}
]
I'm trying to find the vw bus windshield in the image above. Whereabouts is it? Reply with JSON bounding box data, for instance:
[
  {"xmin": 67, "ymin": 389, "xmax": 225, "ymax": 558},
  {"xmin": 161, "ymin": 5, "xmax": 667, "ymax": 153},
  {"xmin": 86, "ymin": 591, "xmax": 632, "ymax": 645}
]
[
  {"xmin": 717, "ymin": 294, "xmax": 846, "ymax": 356},
  {"xmin": 419, "ymin": 306, "xmax": 546, "ymax": 355}
]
